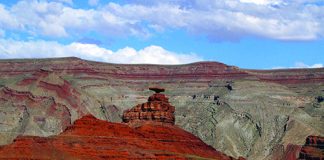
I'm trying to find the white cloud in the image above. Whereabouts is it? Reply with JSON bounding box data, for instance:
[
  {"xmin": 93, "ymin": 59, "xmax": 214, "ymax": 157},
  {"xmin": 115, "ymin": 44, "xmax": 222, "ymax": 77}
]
[
  {"xmin": 311, "ymin": 64, "xmax": 324, "ymax": 68},
  {"xmin": 239, "ymin": 0, "xmax": 282, "ymax": 5},
  {"xmin": 0, "ymin": 0, "xmax": 323, "ymax": 41},
  {"xmin": 55, "ymin": 0, "xmax": 73, "ymax": 5},
  {"xmin": 111, "ymin": 45, "xmax": 201, "ymax": 64},
  {"xmin": 88, "ymin": 0, "xmax": 99, "ymax": 6},
  {"xmin": 294, "ymin": 62, "xmax": 323, "ymax": 68},
  {"xmin": 0, "ymin": 39, "xmax": 202, "ymax": 64},
  {"xmin": 104, "ymin": 0, "xmax": 324, "ymax": 41},
  {"xmin": 0, "ymin": 4, "xmax": 20, "ymax": 29},
  {"xmin": 0, "ymin": 1, "xmax": 148, "ymax": 38},
  {"xmin": 273, "ymin": 62, "xmax": 324, "ymax": 69}
]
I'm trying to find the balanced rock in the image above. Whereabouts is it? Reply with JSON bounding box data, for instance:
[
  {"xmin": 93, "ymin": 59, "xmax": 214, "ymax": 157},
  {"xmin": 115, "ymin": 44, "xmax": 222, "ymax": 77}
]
[
  {"xmin": 149, "ymin": 87, "xmax": 165, "ymax": 93},
  {"xmin": 122, "ymin": 87, "xmax": 175, "ymax": 125}
]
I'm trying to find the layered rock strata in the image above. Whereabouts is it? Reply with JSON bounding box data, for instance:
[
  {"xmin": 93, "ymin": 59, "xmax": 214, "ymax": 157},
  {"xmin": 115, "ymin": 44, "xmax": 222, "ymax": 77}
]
[
  {"xmin": 280, "ymin": 136, "xmax": 324, "ymax": 160},
  {"xmin": 299, "ymin": 135, "xmax": 324, "ymax": 159},
  {"xmin": 0, "ymin": 57, "xmax": 324, "ymax": 159}
]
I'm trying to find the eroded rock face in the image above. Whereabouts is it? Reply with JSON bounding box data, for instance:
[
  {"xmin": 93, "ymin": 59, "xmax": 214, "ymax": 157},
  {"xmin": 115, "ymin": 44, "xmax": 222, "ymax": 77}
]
[
  {"xmin": 122, "ymin": 88, "xmax": 175, "ymax": 125},
  {"xmin": 0, "ymin": 114, "xmax": 236, "ymax": 160},
  {"xmin": 0, "ymin": 57, "xmax": 324, "ymax": 159},
  {"xmin": 280, "ymin": 136, "xmax": 324, "ymax": 160},
  {"xmin": 299, "ymin": 136, "xmax": 324, "ymax": 159}
]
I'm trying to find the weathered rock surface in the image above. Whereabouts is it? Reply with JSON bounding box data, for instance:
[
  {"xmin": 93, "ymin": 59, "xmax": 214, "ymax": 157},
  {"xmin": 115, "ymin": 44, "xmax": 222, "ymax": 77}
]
[
  {"xmin": 123, "ymin": 87, "xmax": 175, "ymax": 125},
  {"xmin": 271, "ymin": 135, "xmax": 324, "ymax": 160},
  {"xmin": 0, "ymin": 57, "xmax": 324, "ymax": 159},
  {"xmin": 298, "ymin": 135, "xmax": 324, "ymax": 159},
  {"xmin": 283, "ymin": 144, "xmax": 302, "ymax": 160},
  {"xmin": 0, "ymin": 114, "xmax": 236, "ymax": 160}
]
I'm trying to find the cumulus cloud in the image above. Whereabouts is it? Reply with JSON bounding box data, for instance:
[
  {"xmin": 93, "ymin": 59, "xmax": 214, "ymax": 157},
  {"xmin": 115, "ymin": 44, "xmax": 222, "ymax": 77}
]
[
  {"xmin": 0, "ymin": 1, "xmax": 149, "ymax": 38},
  {"xmin": 0, "ymin": 0, "xmax": 323, "ymax": 41},
  {"xmin": 109, "ymin": 0, "xmax": 324, "ymax": 40},
  {"xmin": 273, "ymin": 62, "xmax": 324, "ymax": 69},
  {"xmin": 0, "ymin": 39, "xmax": 202, "ymax": 64},
  {"xmin": 239, "ymin": 0, "xmax": 283, "ymax": 5},
  {"xmin": 55, "ymin": 0, "xmax": 73, "ymax": 5},
  {"xmin": 294, "ymin": 62, "xmax": 323, "ymax": 68},
  {"xmin": 0, "ymin": 4, "xmax": 20, "ymax": 29}
]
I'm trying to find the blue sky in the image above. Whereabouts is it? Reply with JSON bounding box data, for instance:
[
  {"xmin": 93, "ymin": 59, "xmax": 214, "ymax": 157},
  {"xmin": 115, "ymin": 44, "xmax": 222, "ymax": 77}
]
[{"xmin": 0, "ymin": 0, "xmax": 323, "ymax": 69}]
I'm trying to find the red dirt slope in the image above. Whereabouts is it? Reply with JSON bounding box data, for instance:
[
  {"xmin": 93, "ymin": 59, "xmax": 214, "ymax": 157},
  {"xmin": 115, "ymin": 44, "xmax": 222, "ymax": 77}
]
[{"xmin": 0, "ymin": 114, "xmax": 237, "ymax": 160}]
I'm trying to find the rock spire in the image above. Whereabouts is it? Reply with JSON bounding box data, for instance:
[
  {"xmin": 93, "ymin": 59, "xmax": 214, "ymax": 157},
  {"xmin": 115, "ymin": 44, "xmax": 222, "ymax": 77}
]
[{"xmin": 122, "ymin": 87, "xmax": 175, "ymax": 124}]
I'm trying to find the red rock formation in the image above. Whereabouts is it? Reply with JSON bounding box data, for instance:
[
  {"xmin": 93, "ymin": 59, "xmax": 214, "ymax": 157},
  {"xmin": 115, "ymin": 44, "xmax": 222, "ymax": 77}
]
[
  {"xmin": 0, "ymin": 57, "xmax": 249, "ymax": 81},
  {"xmin": 282, "ymin": 136, "xmax": 324, "ymax": 160},
  {"xmin": 247, "ymin": 69, "xmax": 324, "ymax": 84},
  {"xmin": 0, "ymin": 114, "xmax": 237, "ymax": 159},
  {"xmin": 283, "ymin": 144, "xmax": 302, "ymax": 160},
  {"xmin": 0, "ymin": 87, "xmax": 71, "ymax": 132},
  {"xmin": 1, "ymin": 57, "xmax": 323, "ymax": 84},
  {"xmin": 13, "ymin": 68, "xmax": 87, "ymax": 116},
  {"xmin": 122, "ymin": 87, "xmax": 175, "ymax": 125},
  {"xmin": 298, "ymin": 135, "xmax": 324, "ymax": 159}
]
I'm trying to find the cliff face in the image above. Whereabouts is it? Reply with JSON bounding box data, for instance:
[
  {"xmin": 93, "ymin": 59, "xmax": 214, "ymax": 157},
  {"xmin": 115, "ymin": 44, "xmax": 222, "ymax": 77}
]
[
  {"xmin": 276, "ymin": 135, "xmax": 324, "ymax": 160},
  {"xmin": 298, "ymin": 136, "xmax": 324, "ymax": 159},
  {"xmin": 0, "ymin": 57, "xmax": 324, "ymax": 159}
]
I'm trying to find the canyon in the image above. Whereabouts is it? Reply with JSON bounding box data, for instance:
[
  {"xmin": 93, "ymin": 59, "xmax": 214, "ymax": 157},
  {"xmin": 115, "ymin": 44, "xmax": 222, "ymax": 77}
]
[{"xmin": 0, "ymin": 57, "xmax": 323, "ymax": 159}]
